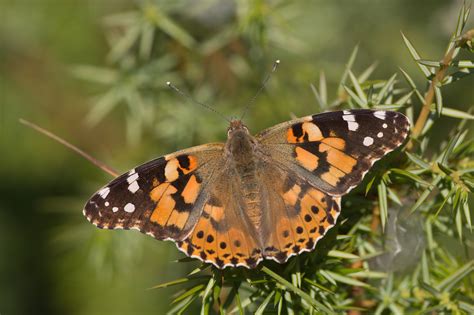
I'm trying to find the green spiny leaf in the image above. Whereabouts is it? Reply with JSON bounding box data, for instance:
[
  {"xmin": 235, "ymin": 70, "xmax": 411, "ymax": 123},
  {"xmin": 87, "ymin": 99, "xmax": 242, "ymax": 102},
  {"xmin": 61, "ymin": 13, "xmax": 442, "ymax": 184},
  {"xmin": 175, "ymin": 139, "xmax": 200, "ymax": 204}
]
[
  {"xmin": 342, "ymin": 84, "xmax": 366, "ymax": 107},
  {"xmin": 327, "ymin": 250, "xmax": 359, "ymax": 260},
  {"xmin": 323, "ymin": 270, "xmax": 370, "ymax": 288},
  {"xmin": 401, "ymin": 32, "xmax": 431, "ymax": 78},
  {"xmin": 262, "ymin": 267, "xmax": 334, "ymax": 314},
  {"xmin": 339, "ymin": 45, "xmax": 359, "ymax": 95},
  {"xmin": 441, "ymin": 107, "xmax": 474, "ymax": 120},
  {"xmin": 409, "ymin": 175, "xmax": 443, "ymax": 213},
  {"xmin": 172, "ymin": 284, "xmax": 206, "ymax": 304},
  {"xmin": 375, "ymin": 73, "xmax": 397, "ymax": 105},
  {"xmin": 378, "ymin": 180, "xmax": 388, "ymax": 231},
  {"xmin": 405, "ymin": 152, "xmax": 431, "ymax": 169},
  {"xmin": 436, "ymin": 260, "xmax": 474, "ymax": 292},
  {"xmin": 310, "ymin": 83, "xmax": 326, "ymax": 110},
  {"xmin": 434, "ymin": 86, "xmax": 443, "ymax": 116},
  {"xmin": 255, "ymin": 291, "xmax": 275, "ymax": 315},
  {"xmin": 348, "ymin": 70, "xmax": 367, "ymax": 104},
  {"xmin": 399, "ymin": 67, "xmax": 425, "ymax": 103},
  {"xmin": 358, "ymin": 62, "xmax": 378, "ymax": 83},
  {"xmin": 390, "ymin": 168, "xmax": 432, "ymax": 187}
]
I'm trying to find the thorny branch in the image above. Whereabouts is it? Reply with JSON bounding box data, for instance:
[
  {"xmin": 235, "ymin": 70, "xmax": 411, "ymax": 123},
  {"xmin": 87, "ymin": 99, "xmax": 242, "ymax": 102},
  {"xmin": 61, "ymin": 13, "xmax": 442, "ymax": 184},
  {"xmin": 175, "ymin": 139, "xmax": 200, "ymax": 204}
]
[{"xmin": 408, "ymin": 29, "xmax": 474, "ymax": 149}]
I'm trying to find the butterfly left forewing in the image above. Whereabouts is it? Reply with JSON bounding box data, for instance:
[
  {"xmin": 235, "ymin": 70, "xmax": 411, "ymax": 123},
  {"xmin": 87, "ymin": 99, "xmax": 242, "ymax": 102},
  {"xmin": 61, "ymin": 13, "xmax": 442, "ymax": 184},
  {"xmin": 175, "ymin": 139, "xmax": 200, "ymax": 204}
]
[{"xmin": 83, "ymin": 143, "xmax": 224, "ymax": 241}]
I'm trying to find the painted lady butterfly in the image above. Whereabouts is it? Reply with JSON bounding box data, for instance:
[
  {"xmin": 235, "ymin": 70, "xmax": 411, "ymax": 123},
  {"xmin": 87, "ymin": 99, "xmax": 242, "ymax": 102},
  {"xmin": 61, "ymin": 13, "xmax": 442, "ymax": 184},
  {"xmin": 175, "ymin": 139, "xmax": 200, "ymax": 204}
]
[{"xmin": 83, "ymin": 109, "xmax": 410, "ymax": 268}]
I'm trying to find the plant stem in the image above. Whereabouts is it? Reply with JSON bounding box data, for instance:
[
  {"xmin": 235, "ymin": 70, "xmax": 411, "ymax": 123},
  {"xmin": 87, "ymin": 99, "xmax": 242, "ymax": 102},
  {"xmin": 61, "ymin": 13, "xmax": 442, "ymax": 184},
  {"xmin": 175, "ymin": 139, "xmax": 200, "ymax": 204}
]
[
  {"xmin": 408, "ymin": 29, "xmax": 474, "ymax": 149},
  {"xmin": 19, "ymin": 118, "xmax": 119, "ymax": 177}
]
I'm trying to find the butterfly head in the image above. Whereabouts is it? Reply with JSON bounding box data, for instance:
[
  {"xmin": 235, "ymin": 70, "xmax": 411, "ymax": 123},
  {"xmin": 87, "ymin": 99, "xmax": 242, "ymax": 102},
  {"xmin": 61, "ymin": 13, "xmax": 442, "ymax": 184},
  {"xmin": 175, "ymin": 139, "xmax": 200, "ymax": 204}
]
[
  {"xmin": 226, "ymin": 120, "xmax": 255, "ymax": 160},
  {"xmin": 227, "ymin": 119, "xmax": 249, "ymax": 137}
]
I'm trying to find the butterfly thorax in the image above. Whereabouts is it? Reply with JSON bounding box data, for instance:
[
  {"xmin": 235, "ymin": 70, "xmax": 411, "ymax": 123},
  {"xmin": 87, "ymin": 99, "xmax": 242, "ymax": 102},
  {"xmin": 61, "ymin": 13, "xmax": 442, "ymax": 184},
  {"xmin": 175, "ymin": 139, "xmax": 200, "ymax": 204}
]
[{"xmin": 225, "ymin": 120, "xmax": 263, "ymax": 233}]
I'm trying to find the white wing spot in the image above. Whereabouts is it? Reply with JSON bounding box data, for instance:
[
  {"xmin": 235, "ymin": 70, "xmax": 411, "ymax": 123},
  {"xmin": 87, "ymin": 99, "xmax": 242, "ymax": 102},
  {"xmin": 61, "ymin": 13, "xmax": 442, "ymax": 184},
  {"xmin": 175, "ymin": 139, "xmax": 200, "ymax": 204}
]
[
  {"xmin": 343, "ymin": 114, "xmax": 359, "ymax": 131},
  {"xmin": 348, "ymin": 121, "xmax": 359, "ymax": 131},
  {"xmin": 105, "ymin": 201, "xmax": 109, "ymax": 206},
  {"xmin": 98, "ymin": 187, "xmax": 110, "ymax": 199},
  {"xmin": 128, "ymin": 181, "xmax": 140, "ymax": 193},
  {"xmin": 374, "ymin": 111, "xmax": 386, "ymax": 120},
  {"xmin": 363, "ymin": 136, "xmax": 374, "ymax": 146},
  {"xmin": 343, "ymin": 110, "xmax": 351, "ymax": 115},
  {"xmin": 129, "ymin": 168, "xmax": 136, "ymax": 175},
  {"xmin": 382, "ymin": 123, "xmax": 388, "ymax": 128},
  {"xmin": 377, "ymin": 132, "xmax": 383, "ymax": 138},
  {"xmin": 112, "ymin": 207, "xmax": 119, "ymax": 212},
  {"xmin": 127, "ymin": 173, "xmax": 139, "ymax": 184},
  {"xmin": 124, "ymin": 203, "xmax": 135, "ymax": 213},
  {"xmin": 343, "ymin": 114, "xmax": 356, "ymax": 121}
]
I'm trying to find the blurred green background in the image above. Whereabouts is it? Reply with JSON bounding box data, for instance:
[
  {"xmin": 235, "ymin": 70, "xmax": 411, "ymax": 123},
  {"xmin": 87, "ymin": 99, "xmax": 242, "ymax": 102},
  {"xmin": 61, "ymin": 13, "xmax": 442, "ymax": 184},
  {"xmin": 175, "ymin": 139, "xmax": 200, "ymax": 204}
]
[{"xmin": 1, "ymin": 0, "xmax": 472, "ymax": 314}]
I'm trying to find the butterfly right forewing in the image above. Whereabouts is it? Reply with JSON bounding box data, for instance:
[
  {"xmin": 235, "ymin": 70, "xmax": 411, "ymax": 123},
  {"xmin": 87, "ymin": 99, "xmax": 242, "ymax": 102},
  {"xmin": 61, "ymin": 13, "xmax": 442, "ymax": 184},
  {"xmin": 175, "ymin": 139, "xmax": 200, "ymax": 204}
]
[{"xmin": 257, "ymin": 110, "xmax": 410, "ymax": 196}]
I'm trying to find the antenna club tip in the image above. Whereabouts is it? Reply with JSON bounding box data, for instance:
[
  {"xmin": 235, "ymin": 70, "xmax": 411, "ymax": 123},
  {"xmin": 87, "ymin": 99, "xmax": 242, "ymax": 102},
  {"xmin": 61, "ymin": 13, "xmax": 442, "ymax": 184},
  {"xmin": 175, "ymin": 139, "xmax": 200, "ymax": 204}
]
[
  {"xmin": 166, "ymin": 81, "xmax": 171, "ymax": 86},
  {"xmin": 276, "ymin": 59, "xmax": 280, "ymax": 64}
]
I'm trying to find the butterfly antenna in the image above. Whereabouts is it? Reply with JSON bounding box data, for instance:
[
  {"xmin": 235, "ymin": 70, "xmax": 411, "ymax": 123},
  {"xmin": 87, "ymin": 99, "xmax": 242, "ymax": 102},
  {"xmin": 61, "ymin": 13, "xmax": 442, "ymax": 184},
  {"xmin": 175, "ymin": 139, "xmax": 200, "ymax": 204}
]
[
  {"xmin": 240, "ymin": 59, "xmax": 280, "ymax": 120},
  {"xmin": 166, "ymin": 82, "xmax": 231, "ymax": 123}
]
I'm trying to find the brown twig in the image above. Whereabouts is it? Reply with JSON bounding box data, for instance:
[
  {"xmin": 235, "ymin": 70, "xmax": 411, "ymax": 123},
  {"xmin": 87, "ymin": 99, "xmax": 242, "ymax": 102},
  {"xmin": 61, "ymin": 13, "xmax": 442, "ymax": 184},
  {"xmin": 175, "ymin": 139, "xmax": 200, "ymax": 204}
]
[
  {"xmin": 370, "ymin": 205, "xmax": 381, "ymax": 232},
  {"xmin": 408, "ymin": 29, "xmax": 474, "ymax": 149},
  {"xmin": 19, "ymin": 118, "xmax": 119, "ymax": 177}
]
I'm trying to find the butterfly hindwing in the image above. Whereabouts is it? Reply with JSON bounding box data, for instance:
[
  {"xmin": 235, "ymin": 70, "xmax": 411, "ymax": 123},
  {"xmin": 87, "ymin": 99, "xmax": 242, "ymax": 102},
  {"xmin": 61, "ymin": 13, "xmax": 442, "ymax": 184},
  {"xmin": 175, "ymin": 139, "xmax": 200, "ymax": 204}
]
[
  {"xmin": 258, "ymin": 109, "xmax": 410, "ymax": 195},
  {"xmin": 259, "ymin": 165, "xmax": 342, "ymax": 263},
  {"xmin": 83, "ymin": 144, "xmax": 224, "ymax": 241},
  {"xmin": 177, "ymin": 172, "xmax": 263, "ymax": 268}
]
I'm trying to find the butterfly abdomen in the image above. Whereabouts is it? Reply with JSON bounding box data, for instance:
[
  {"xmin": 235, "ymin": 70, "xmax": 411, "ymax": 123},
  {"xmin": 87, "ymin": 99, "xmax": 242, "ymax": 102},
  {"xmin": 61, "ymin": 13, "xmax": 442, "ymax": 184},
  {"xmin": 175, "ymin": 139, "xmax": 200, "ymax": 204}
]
[{"xmin": 235, "ymin": 160, "xmax": 263, "ymax": 229}]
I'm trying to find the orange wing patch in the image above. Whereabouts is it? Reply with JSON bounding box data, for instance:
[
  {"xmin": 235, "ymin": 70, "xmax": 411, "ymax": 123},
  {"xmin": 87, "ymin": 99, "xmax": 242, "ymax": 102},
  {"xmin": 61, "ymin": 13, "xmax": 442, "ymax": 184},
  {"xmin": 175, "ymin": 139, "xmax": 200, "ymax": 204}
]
[
  {"xmin": 150, "ymin": 184, "xmax": 178, "ymax": 225},
  {"xmin": 263, "ymin": 182, "xmax": 341, "ymax": 263},
  {"xmin": 147, "ymin": 154, "xmax": 203, "ymax": 237},
  {"xmin": 287, "ymin": 122, "xmax": 324, "ymax": 143},
  {"xmin": 319, "ymin": 140, "xmax": 357, "ymax": 174},
  {"xmin": 321, "ymin": 166, "xmax": 345, "ymax": 187},
  {"xmin": 177, "ymin": 200, "xmax": 263, "ymax": 268},
  {"xmin": 181, "ymin": 175, "xmax": 200, "ymax": 204},
  {"xmin": 295, "ymin": 147, "xmax": 319, "ymax": 171},
  {"xmin": 163, "ymin": 155, "xmax": 198, "ymax": 181}
]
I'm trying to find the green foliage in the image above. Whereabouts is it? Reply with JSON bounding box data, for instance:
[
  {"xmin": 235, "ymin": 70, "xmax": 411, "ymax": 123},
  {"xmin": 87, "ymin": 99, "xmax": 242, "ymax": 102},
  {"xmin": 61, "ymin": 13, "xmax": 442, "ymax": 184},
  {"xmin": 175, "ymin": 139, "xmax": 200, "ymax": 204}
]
[{"xmin": 71, "ymin": 1, "xmax": 473, "ymax": 314}]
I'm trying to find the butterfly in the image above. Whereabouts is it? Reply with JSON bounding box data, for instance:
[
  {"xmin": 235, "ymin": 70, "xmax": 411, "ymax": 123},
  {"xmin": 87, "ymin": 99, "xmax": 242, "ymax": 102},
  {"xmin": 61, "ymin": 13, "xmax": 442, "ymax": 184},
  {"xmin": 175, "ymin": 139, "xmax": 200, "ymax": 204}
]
[{"xmin": 83, "ymin": 109, "xmax": 410, "ymax": 269}]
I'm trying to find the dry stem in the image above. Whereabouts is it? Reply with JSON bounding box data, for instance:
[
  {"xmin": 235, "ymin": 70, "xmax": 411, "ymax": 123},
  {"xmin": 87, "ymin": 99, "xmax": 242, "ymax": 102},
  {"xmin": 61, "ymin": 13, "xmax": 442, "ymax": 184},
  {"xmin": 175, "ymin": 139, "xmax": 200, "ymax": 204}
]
[
  {"xmin": 19, "ymin": 119, "xmax": 119, "ymax": 177},
  {"xmin": 408, "ymin": 29, "xmax": 474, "ymax": 149}
]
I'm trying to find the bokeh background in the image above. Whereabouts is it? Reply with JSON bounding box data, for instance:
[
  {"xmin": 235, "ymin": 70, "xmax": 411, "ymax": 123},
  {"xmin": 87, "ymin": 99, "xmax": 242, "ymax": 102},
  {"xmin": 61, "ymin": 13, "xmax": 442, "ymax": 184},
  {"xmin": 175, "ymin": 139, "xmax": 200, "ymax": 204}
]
[{"xmin": 1, "ymin": 0, "xmax": 472, "ymax": 314}]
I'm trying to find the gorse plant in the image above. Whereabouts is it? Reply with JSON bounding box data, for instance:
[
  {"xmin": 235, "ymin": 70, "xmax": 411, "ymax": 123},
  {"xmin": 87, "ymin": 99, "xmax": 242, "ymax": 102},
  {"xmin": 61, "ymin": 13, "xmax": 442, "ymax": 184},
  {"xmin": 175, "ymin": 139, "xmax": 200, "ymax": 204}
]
[{"xmin": 72, "ymin": 1, "xmax": 473, "ymax": 314}]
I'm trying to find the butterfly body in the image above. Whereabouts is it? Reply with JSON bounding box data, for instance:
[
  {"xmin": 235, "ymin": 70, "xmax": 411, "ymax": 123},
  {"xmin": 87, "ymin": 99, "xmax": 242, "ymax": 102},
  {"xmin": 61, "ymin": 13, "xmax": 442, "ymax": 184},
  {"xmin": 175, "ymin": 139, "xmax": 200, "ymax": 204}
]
[{"xmin": 84, "ymin": 110, "xmax": 410, "ymax": 268}]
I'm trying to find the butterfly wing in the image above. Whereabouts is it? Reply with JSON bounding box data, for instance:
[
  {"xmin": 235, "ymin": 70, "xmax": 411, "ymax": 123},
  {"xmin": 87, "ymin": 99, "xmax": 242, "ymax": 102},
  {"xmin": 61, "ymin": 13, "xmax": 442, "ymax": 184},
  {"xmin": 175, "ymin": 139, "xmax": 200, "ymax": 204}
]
[
  {"xmin": 256, "ymin": 161, "xmax": 342, "ymax": 263},
  {"xmin": 257, "ymin": 110, "xmax": 410, "ymax": 196},
  {"xmin": 83, "ymin": 143, "xmax": 225, "ymax": 241},
  {"xmin": 177, "ymin": 170, "xmax": 264, "ymax": 268},
  {"xmin": 253, "ymin": 110, "xmax": 409, "ymax": 262}
]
